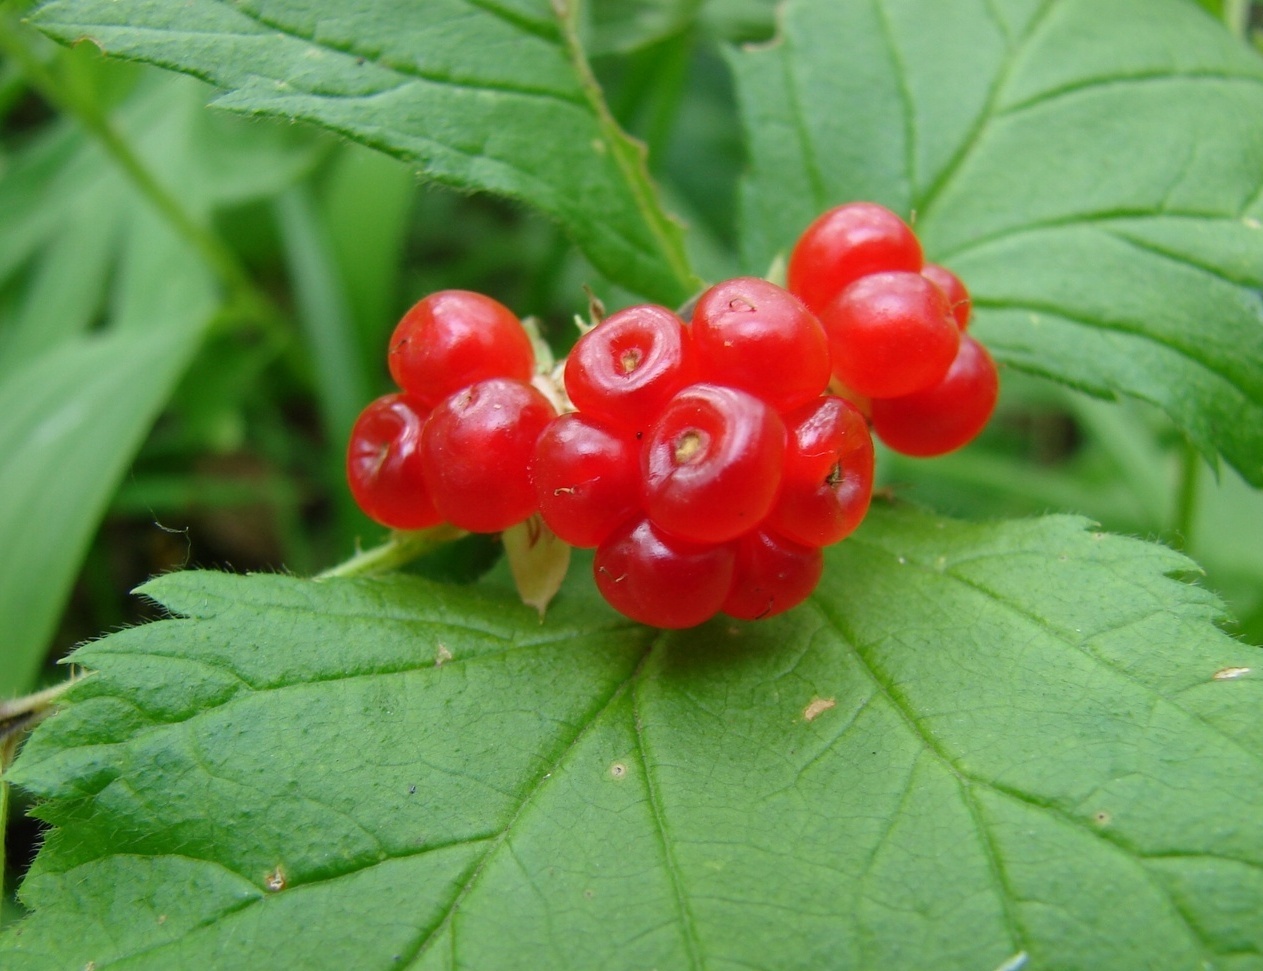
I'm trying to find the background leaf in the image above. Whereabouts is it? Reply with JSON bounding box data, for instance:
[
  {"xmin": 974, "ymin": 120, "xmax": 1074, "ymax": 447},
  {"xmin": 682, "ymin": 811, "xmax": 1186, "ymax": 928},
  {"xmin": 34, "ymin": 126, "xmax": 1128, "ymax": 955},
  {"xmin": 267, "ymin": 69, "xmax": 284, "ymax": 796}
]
[
  {"xmin": 29, "ymin": 0, "xmax": 700, "ymax": 305},
  {"xmin": 0, "ymin": 71, "xmax": 317, "ymax": 697},
  {"xmin": 732, "ymin": 0, "xmax": 1263, "ymax": 485},
  {"xmin": 3, "ymin": 505, "xmax": 1260, "ymax": 970}
]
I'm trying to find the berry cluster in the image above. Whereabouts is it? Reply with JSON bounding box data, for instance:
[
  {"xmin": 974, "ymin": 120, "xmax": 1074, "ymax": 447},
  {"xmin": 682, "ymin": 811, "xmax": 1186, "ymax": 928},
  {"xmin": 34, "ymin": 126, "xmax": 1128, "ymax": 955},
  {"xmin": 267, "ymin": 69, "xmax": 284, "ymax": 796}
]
[
  {"xmin": 345, "ymin": 203, "xmax": 999, "ymax": 629},
  {"xmin": 346, "ymin": 290, "xmax": 557, "ymax": 533},
  {"xmin": 536, "ymin": 277, "xmax": 872, "ymax": 628},
  {"xmin": 788, "ymin": 202, "xmax": 1000, "ymax": 457}
]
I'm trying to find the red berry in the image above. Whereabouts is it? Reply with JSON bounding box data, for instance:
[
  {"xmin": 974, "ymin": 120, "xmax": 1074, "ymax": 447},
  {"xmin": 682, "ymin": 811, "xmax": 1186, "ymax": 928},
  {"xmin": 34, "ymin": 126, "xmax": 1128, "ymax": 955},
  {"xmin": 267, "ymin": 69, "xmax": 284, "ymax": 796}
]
[
  {"xmin": 531, "ymin": 413, "xmax": 641, "ymax": 548},
  {"xmin": 690, "ymin": 276, "xmax": 831, "ymax": 412},
  {"xmin": 871, "ymin": 334, "xmax": 999, "ymax": 457},
  {"xmin": 346, "ymin": 394, "xmax": 443, "ymax": 531},
  {"xmin": 767, "ymin": 396, "xmax": 874, "ymax": 548},
  {"xmin": 420, "ymin": 378, "xmax": 556, "ymax": 532},
  {"xmin": 821, "ymin": 270, "xmax": 960, "ymax": 399},
  {"xmin": 388, "ymin": 290, "xmax": 535, "ymax": 407},
  {"xmin": 594, "ymin": 517, "xmax": 735, "ymax": 629},
  {"xmin": 722, "ymin": 529, "xmax": 824, "ymax": 621},
  {"xmin": 788, "ymin": 202, "xmax": 923, "ymax": 315},
  {"xmin": 564, "ymin": 305, "xmax": 696, "ymax": 434},
  {"xmin": 642, "ymin": 384, "xmax": 786, "ymax": 545},
  {"xmin": 921, "ymin": 262, "xmax": 971, "ymax": 329}
]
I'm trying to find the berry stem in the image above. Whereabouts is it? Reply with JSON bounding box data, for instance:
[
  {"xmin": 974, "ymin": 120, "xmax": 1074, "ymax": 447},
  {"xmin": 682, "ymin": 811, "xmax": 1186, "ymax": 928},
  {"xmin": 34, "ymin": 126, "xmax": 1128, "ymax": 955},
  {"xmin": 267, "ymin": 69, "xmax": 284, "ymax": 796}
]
[
  {"xmin": 1171, "ymin": 438, "xmax": 1202, "ymax": 551},
  {"xmin": 317, "ymin": 523, "xmax": 469, "ymax": 580}
]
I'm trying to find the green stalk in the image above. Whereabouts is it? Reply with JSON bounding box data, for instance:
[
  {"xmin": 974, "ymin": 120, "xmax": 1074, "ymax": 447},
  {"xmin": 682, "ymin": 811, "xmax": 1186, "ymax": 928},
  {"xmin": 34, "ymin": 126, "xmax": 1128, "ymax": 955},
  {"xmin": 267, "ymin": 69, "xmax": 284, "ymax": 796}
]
[
  {"xmin": 317, "ymin": 524, "xmax": 469, "ymax": 580},
  {"xmin": 553, "ymin": 0, "xmax": 701, "ymax": 304},
  {"xmin": 1171, "ymin": 439, "xmax": 1202, "ymax": 551}
]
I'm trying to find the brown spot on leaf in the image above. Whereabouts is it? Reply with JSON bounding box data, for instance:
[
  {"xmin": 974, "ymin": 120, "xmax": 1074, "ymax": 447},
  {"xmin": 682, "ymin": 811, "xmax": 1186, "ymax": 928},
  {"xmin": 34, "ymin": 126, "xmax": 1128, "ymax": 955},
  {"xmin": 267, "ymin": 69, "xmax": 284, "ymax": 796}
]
[
  {"xmin": 264, "ymin": 865, "xmax": 287, "ymax": 892},
  {"xmin": 608, "ymin": 761, "xmax": 628, "ymax": 779},
  {"xmin": 803, "ymin": 697, "xmax": 836, "ymax": 722},
  {"xmin": 1213, "ymin": 666, "xmax": 1250, "ymax": 681},
  {"xmin": 435, "ymin": 644, "xmax": 453, "ymax": 667}
]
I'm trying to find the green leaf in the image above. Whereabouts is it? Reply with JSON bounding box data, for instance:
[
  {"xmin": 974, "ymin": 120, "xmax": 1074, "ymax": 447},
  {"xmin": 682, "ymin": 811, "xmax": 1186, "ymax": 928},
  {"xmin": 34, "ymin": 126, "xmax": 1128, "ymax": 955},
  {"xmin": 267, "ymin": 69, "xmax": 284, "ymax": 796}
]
[
  {"xmin": 732, "ymin": 0, "xmax": 1263, "ymax": 485},
  {"xmin": 0, "ymin": 72, "xmax": 317, "ymax": 697},
  {"xmin": 4, "ymin": 505, "xmax": 1260, "ymax": 969},
  {"xmin": 29, "ymin": 0, "xmax": 700, "ymax": 305}
]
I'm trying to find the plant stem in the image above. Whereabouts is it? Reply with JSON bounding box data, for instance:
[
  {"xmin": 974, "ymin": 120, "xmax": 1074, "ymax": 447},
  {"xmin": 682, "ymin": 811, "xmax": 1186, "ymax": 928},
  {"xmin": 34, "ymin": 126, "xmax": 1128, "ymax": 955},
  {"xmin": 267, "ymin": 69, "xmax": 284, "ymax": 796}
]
[
  {"xmin": 1172, "ymin": 439, "xmax": 1202, "ymax": 551},
  {"xmin": 1, "ymin": 676, "xmax": 85, "ymax": 764},
  {"xmin": 1, "ymin": 676, "xmax": 84, "ymax": 905},
  {"xmin": 552, "ymin": 0, "xmax": 701, "ymax": 304},
  {"xmin": 1224, "ymin": 0, "xmax": 1250, "ymax": 37},
  {"xmin": 316, "ymin": 524, "xmax": 469, "ymax": 580}
]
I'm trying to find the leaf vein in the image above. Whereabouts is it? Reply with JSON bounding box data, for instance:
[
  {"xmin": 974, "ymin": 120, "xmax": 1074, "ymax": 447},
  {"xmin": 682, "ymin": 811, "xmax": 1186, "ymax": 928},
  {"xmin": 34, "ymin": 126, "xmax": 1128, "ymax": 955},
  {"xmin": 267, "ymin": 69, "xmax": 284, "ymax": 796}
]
[
  {"xmin": 394, "ymin": 641, "xmax": 653, "ymax": 969},
  {"xmin": 996, "ymin": 69, "xmax": 1263, "ymax": 118},
  {"xmin": 632, "ymin": 652, "xmax": 705, "ymax": 971}
]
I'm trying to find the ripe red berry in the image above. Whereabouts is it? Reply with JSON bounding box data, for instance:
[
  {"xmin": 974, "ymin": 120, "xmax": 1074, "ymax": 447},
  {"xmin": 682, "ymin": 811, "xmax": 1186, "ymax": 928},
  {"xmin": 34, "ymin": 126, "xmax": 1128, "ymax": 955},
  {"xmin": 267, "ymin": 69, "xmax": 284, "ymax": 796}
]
[
  {"xmin": 767, "ymin": 396, "xmax": 874, "ymax": 548},
  {"xmin": 788, "ymin": 202, "xmax": 923, "ymax": 315},
  {"xmin": 722, "ymin": 529, "xmax": 824, "ymax": 621},
  {"xmin": 921, "ymin": 262, "xmax": 971, "ymax": 329},
  {"xmin": 564, "ymin": 304, "xmax": 696, "ymax": 434},
  {"xmin": 594, "ymin": 517, "xmax": 735, "ymax": 629},
  {"xmin": 642, "ymin": 384, "xmax": 786, "ymax": 545},
  {"xmin": 821, "ymin": 270, "xmax": 960, "ymax": 399},
  {"xmin": 420, "ymin": 378, "xmax": 556, "ymax": 532},
  {"xmin": 690, "ymin": 276, "xmax": 830, "ymax": 412},
  {"xmin": 388, "ymin": 290, "xmax": 535, "ymax": 407},
  {"xmin": 346, "ymin": 394, "xmax": 443, "ymax": 531},
  {"xmin": 531, "ymin": 413, "xmax": 641, "ymax": 548},
  {"xmin": 871, "ymin": 334, "xmax": 999, "ymax": 457}
]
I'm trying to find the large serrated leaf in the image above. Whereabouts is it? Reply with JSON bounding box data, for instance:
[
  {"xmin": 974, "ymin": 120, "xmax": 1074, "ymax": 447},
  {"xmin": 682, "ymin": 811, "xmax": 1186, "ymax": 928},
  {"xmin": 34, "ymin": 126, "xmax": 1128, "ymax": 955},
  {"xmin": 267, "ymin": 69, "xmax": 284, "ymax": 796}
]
[
  {"xmin": 732, "ymin": 0, "xmax": 1263, "ymax": 486},
  {"xmin": 28, "ymin": 0, "xmax": 700, "ymax": 305},
  {"xmin": 3, "ymin": 505, "xmax": 1260, "ymax": 969}
]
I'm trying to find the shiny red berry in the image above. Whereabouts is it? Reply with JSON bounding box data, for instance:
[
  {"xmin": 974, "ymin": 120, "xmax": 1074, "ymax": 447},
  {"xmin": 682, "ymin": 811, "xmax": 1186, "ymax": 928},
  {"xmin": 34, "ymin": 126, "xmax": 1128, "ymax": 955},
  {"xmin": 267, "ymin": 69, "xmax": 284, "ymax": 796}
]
[
  {"xmin": 642, "ymin": 384, "xmax": 786, "ymax": 545},
  {"xmin": 346, "ymin": 394, "xmax": 443, "ymax": 531},
  {"xmin": 564, "ymin": 304, "xmax": 695, "ymax": 434},
  {"xmin": 594, "ymin": 517, "xmax": 735, "ymax": 629},
  {"xmin": 531, "ymin": 413, "xmax": 641, "ymax": 548},
  {"xmin": 690, "ymin": 277, "xmax": 831, "ymax": 412},
  {"xmin": 420, "ymin": 378, "xmax": 556, "ymax": 532},
  {"xmin": 871, "ymin": 334, "xmax": 1000, "ymax": 457},
  {"xmin": 722, "ymin": 529, "xmax": 824, "ymax": 621},
  {"xmin": 766, "ymin": 396, "xmax": 874, "ymax": 548},
  {"xmin": 388, "ymin": 290, "xmax": 535, "ymax": 407},
  {"xmin": 821, "ymin": 270, "xmax": 960, "ymax": 399},
  {"xmin": 921, "ymin": 262, "xmax": 971, "ymax": 330},
  {"xmin": 788, "ymin": 202, "xmax": 923, "ymax": 315}
]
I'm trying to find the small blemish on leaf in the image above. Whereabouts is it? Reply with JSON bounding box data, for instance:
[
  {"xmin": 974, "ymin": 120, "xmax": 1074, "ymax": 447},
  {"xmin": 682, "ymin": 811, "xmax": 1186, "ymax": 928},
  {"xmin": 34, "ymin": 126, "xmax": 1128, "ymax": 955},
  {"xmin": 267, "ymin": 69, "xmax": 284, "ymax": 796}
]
[
  {"xmin": 803, "ymin": 697, "xmax": 836, "ymax": 722},
  {"xmin": 583, "ymin": 888, "xmax": 595, "ymax": 899},
  {"xmin": 609, "ymin": 761, "xmax": 628, "ymax": 779},
  {"xmin": 157, "ymin": 914, "xmax": 167, "ymax": 925},
  {"xmin": 1244, "ymin": 216, "xmax": 1261, "ymax": 230},
  {"xmin": 408, "ymin": 785, "xmax": 417, "ymax": 795},
  {"xmin": 591, "ymin": 138, "xmax": 606, "ymax": 154},
  {"xmin": 1213, "ymin": 666, "xmax": 1250, "ymax": 681},
  {"xmin": 992, "ymin": 952, "xmax": 1028, "ymax": 971},
  {"xmin": 435, "ymin": 644, "xmax": 453, "ymax": 667},
  {"xmin": 934, "ymin": 555, "xmax": 947, "ymax": 570},
  {"xmin": 264, "ymin": 865, "xmax": 287, "ymax": 892},
  {"xmin": 1093, "ymin": 811, "xmax": 1111, "ymax": 827}
]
